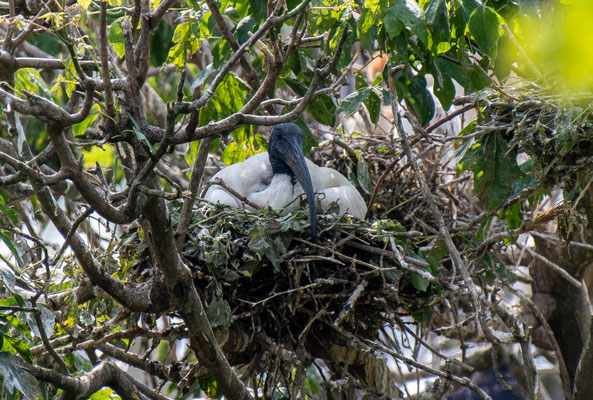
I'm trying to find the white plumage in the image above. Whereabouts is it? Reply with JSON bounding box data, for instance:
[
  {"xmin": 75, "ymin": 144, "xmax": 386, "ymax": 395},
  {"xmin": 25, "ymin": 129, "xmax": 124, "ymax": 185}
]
[
  {"xmin": 204, "ymin": 124, "xmax": 367, "ymax": 237},
  {"xmin": 205, "ymin": 152, "xmax": 367, "ymax": 218}
]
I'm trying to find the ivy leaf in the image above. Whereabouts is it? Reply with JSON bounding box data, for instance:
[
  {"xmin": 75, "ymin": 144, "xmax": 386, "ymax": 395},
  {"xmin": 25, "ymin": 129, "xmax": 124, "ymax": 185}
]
[
  {"xmin": 0, "ymin": 352, "xmax": 40, "ymax": 400},
  {"xmin": 468, "ymin": 5, "xmax": 501, "ymax": 59}
]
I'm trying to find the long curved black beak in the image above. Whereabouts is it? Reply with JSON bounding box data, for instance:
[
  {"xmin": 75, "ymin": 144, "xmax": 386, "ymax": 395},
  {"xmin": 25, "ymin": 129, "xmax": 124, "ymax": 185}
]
[{"xmin": 283, "ymin": 140, "xmax": 318, "ymax": 239}]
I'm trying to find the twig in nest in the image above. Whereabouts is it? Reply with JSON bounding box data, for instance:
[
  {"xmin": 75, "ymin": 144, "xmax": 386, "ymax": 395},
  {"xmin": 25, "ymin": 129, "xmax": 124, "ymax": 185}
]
[
  {"xmin": 426, "ymin": 103, "xmax": 476, "ymax": 134},
  {"xmin": 393, "ymin": 315, "xmax": 474, "ymax": 373},
  {"xmin": 209, "ymin": 177, "xmax": 262, "ymax": 210},
  {"xmin": 333, "ymin": 280, "xmax": 367, "ymax": 328}
]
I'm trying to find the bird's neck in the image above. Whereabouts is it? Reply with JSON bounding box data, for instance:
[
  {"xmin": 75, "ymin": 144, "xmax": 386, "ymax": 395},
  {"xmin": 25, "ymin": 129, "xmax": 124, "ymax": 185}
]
[{"xmin": 269, "ymin": 157, "xmax": 296, "ymax": 183}]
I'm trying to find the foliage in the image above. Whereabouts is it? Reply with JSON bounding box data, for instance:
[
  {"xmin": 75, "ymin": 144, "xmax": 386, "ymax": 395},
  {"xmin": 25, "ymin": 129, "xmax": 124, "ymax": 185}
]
[{"xmin": 0, "ymin": 0, "xmax": 589, "ymax": 399}]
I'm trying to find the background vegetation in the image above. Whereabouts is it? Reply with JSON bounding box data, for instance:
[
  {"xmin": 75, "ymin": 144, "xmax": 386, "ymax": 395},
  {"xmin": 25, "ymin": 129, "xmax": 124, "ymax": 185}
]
[{"xmin": 0, "ymin": 0, "xmax": 592, "ymax": 398}]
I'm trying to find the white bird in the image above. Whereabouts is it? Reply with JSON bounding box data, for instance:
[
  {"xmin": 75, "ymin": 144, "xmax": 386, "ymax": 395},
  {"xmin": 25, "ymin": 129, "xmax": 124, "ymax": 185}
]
[{"xmin": 204, "ymin": 123, "xmax": 367, "ymax": 237}]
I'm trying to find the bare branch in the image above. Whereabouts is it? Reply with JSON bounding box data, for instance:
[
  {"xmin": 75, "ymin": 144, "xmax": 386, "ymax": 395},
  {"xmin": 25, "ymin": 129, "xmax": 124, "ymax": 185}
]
[{"xmin": 99, "ymin": 0, "xmax": 115, "ymax": 120}]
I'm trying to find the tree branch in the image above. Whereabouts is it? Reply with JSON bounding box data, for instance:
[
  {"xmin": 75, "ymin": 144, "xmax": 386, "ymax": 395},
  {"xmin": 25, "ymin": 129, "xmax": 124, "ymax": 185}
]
[{"xmin": 142, "ymin": 191, "xmax": 253, "ymax": 400}]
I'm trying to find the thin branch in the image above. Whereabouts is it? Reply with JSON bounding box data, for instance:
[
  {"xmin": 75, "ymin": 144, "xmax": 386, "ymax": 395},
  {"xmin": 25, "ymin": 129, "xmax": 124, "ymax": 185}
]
[
  {"xmin": 32, "ymin": 299, "xmax": 69, "ymax": 374},
  {"xmin": 100, "ymin": 0, "xmax": 115, "ymax": 120},
  {"xmin": 523, "ymin": 245, "xmax": 582, "ymax": 288},
  {"xmin": 387, "ymin": 66, "xmax": 499, "ymax": 347},
  {"xmin": 204, "ymin": 0, "xmax": 261, "ymax": 91},
  {"xmin": 175, "ymin": 137, "xmax": 213, "ymax": 247},
  {"xmin": 50, "ymin": 207, "xmax": 94, "ymax": 265},
  {"xmin": 208, "ymin": 177, "xmax": 263, "ymax": 210},
  {"xmin": 181, "ymin": 0, "xmax": 312, "ymax": 116}
]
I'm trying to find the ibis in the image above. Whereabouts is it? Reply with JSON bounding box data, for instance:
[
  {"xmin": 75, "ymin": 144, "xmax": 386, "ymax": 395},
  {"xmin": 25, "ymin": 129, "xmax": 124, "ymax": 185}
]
[{"xmin": 204, "ymin": 123, "xmax": 367, "ymax": 237}]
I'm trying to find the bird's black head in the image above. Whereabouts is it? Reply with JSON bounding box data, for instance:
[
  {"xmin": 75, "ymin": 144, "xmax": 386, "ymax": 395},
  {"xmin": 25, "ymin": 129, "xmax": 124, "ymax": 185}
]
[
  {"xmin": 268, "ymin": 123, "xmax": 317, "ymax": 239},
  {"xmin": 269, "ymin": 123, "xmax": 304, "ymax": 175}
]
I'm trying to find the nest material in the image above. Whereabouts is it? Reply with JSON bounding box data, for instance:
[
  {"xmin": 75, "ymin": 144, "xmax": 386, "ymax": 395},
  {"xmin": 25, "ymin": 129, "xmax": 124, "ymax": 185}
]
[
  {"xmin": 176, "ymin": 203, "xmax": 441, "ymax": 395},
  {"xmin": 479, "ymin": 90, "xmax": 593, "ymax": 190}
]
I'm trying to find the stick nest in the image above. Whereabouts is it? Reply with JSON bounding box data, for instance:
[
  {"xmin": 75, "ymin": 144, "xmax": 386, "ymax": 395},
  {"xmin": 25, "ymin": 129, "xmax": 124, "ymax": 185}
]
[{"xmin": 479, "ymin": 89, "xmax": 593, "ymax": 190}]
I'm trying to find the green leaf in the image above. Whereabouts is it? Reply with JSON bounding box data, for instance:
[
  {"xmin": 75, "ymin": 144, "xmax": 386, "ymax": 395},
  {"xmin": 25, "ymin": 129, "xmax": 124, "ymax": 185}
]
[
  {"xmin": 108, "ymin": 19, "xmax": 125, "ymax": 58},
  {"xmin": 404, "ymin": 75, "xmax": 435, "ymax": 126},
  {"xmin": 468, "ymin": 5, "xmax": 500, "ymax": 59},
  {"xmin": 409, "ymin": 272, "xmax": 430, "ymax": 292},
  {"xmin": 206, "ymin": 297, "xmax": 231, "ymax": 328},
  {"xmin": 192, "ymin": 64, "xmax": 214, "ymax": 91},
  {"xmin": 15, "ymin": 68, "xmax": 51, "ymax": 98},
  {"xmin": 249, "ymin": 0, "xmax": 267, "ymax": 22},
  {"xmin": 234, "ymin": 16, "xmax": 256, "ymax": 44},
  {"xmin": 0, "ymin": 335, "xmax": 33, "ymax": 364},
  {"xmin": 357, "ymin": 7, "xmax": 379, "ymax": 52},
  {"xmin": 0, "ymin": 194, "xmax": 19, "ymax": 225},
  {"xmin": 221, "ymin": 142, "xmax": 248, "ymax": 166},
  {"xmin": 72, "ymin": 104, "xmax": 100, "ymax": 137},
  {"xmin": 460, "ymin": 134, "xmax": 532, "ymax": 211},
  {"xmin": 0, "ymin": 352, "xmax": 40, "ymax": 400},
  {"xmin": 78, "ymin": 0, "xmax": 92, "ymax": 11},
  {"xmin": 435, "ymin": 56, "xmax": 469, "ymax": 89},
  {"xmin": 294, "ymin": 118, "xmax": 318, "ymax": 156},
  {"xmin": 0, "ymin": 232, "xmax": 22, "ymax": 266},
  {"xmin": 356, "ymin": 157, "xmax": 373, "ymax": 195},
  {"xmin": 364, "ymin": 88, "xmax": 382, "ymax": 124},
  {"xmin": 3, "ymin": 315, "xmax": 32, "ymax": 340},
  {"xmin": 425, "ymin": 0, "xmax": 451, "ymax": 45},
  {"xmin": 459, "ymin": 0, "xmax": 482, "ymax": 22},
  {"xmin": 150, "ymin": 21, "xmax": 174, "ymax": 67},
  {"xmin": 305, "ymin": 366, "xmax": 323, "ymax": 395},
  {"xmin": 388, "ymin": 0, "xmax": 428, "ymax": 44},
  {"xmin": 383, "ymin": 7, "xmax": 404, "ymax": 39},
  {"xmin": 89, "ymin": 388, "xmax": 118, "ymax": 400},
  {"xmin": 431, "ymin": 64, "xmax": 455, "ymax": 110},
  {"xmin": 285, "ymin": 79, "xmax": 336, "ymax": 126},
  {"xmin": 126, "ymin": 113, "xmax": 153, "ymax": 151},
  {"xmin": 34, "ymin": 305, "xmax": 55, "ymax": 339},
  {"xmin": 337, "ymin": 87, "xmax": 371, "ymax": 115}
]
